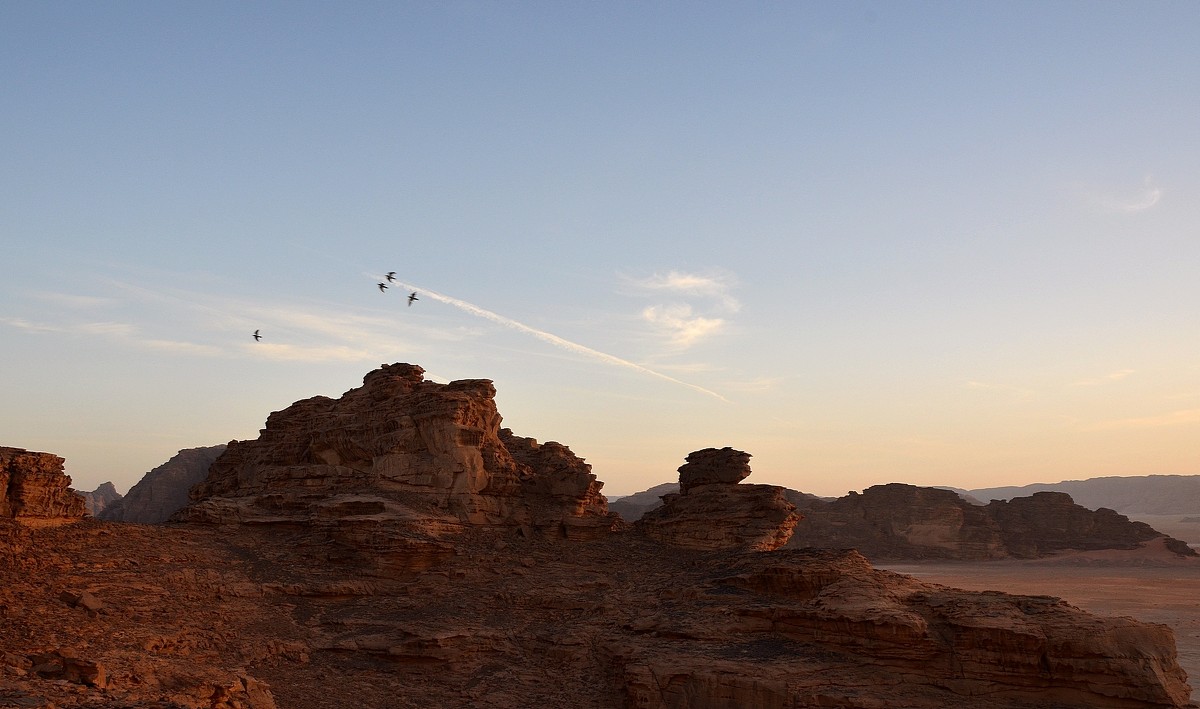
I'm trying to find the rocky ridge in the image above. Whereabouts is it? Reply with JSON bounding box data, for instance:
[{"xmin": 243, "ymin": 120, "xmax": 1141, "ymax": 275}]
[
  {"xmin": 787, "ymin": 483, "xmax": 1197, "ymax": 560},
  {"xmin": 99, "ymin": 445, "xmax": 226, "ymax": 524}
]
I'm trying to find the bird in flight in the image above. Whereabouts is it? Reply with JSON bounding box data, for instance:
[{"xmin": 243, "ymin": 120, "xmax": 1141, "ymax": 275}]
[
  {"xmin": 385, "ymin": 272, "xmax": 396, "ymax": 282},
  {"xmin": 253, "ymin": 329, "xmax": 262, "ymax": 342},
  {"xmin": 408, "ymin": 292, "xmax": 419, "ymax": 306},
  {"xmin": 378, "ymin": 282, "xmax": 388, "ymax": 292}
]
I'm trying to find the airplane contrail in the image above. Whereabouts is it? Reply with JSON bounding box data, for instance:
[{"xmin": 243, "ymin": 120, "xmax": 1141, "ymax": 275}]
[{"xmin": 394, "ymin": 279, "xmax": 730, "ymax": 403}]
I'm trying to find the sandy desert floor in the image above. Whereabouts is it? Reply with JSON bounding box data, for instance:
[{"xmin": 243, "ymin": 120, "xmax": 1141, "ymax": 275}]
[{"xmin": 881, "ymin": 547, "xmax": 1200, "ymax": 703}]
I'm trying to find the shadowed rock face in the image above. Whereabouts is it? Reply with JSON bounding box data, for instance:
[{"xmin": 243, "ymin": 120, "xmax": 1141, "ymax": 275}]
[
  {"xmin": 97, "ymin": 445, "xmax": 226, "ymax": 524},
  {"xmin": 637, "ymin": 448, "xmax": 801, "ymax": 551},
  {"xmin": 786, "ymin": 483, "xmax": 1197, "ymax": 560},
  {"xmin": 0, "ymin": 446, "xmax": 85, "ymax": 526}
]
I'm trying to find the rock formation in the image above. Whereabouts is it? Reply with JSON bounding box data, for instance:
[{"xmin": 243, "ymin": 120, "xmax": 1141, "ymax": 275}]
[
  {"xmin": 3, "ymin": 366, "xmax": 1196, "ymax": 708},
  {"xmin": 988, "ymin": 490, "xmax": 1197, "ymax": 557},
  {"xmin": 969, "ymin": 474, "xmax": 1200, "ymax": 516},
  {"xmin": 1, "ymin": 519, "xmax": 1193, "ymax": 709},
  {"xmin": 78, "ymin": 481, "xmax": 122, "ymax": 517},
  {"xmin": 786, "ymin": 483, "xmax": 1197, "ymax": 560},
  {"xmin": 0, "ymin": 446, "xmax": 85, "ymax": 526},
  {"xmin": 177, "ymin": 364, "xmax": 620, "ymax": 574},
  {"xmin": 636, "ymin": 447, "xmax": 801, "ymax": 551},
  {"xmin": 99, "ymin": 445, "xmax": 226, "ymax": 523}
]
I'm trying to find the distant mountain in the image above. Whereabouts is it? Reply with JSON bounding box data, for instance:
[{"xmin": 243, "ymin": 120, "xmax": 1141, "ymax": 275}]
[
  {"xmin": 78, "ymin": 481, "xmax": 122, "ymax": 517},
  {"xmin": 608, "ymin": 483, "xmax": 678, "ymax": 521},
  {"xmin": 99, "ymin": 445, "xmax": 226, "ymax": 523},
  {"xmin": 965, "ymin": 475, "xmax": 1200, "ymax": 515}
]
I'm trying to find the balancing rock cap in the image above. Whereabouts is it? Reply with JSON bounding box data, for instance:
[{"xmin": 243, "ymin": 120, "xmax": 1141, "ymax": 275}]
[{"xmin": 678, "ymin": 447, "xmax": 752, "ymax": 494}]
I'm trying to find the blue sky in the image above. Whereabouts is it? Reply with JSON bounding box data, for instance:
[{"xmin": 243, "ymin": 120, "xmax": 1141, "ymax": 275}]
[{"xmin": 3, "ymin": 2, "xmax": 1198, "ymax": 497}]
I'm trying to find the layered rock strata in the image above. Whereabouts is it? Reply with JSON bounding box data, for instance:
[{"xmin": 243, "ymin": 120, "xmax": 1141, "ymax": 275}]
[
  {"xmin": 0, "ymin": 446, "xmax": 85, "ymax": 526},
  {"xmin": 637, "ymin": 447, "xmax": 801, "ymax": 551},
  {"xmin": 99, "ymin": 445, "xmax": 226, "ymax": 523},
  {"xmin": 177, "ymin": 364, "xmax": 620, "ymax": 574}
]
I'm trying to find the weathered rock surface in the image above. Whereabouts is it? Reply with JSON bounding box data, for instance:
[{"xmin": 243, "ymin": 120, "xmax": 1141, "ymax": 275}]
[
  {"xmin": 78, "ymin": 481, "xmax": 122, "ymax": 517},
  {"xmin": 786, "ymin": 483, "xmax": 1197, "ymax": 561},
  {"xmin": 0, "ymin": 447, "xmax": 85, "ymax": 526},
  {"xmin": 637, "ymin": 448, "xmax": 801, "ymax": 551},
  {"xmin": 176, "ymin": 364, "xmax": 620, "ymax": 575},
  {"xmin": 98, "ymin": 445, "xmax": 226, "ymax": 523},
  {"xmin": 1, "ymin": 520, "xmax": 1192, "ymax": 709}
]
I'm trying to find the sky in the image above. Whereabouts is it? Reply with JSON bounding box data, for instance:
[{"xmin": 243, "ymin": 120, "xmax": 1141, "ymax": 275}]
[{"xmin": 2, "ymin": 2, "xmax": 1198, "ymax": 499}]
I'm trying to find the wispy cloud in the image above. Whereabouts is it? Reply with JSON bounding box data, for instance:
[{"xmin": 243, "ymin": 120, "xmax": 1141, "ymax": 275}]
[
  {"xmin": 32, "ymin": 292, "xmax": 117, "ymax": 309},
  {"xmin": 1081, "ymin": 408, "xmax": 1200, "ymax": 431},
  {"xmin": 389, "ymin": 277, "xmax": 730, "ymax": 403},
  {"xmin": 1071, "ymin": 369, "xmax": 1135, "ymax": 387},
  {"xmin": 1, "ymin": 316, "xmax": 64, "ymax": 333},
  {"xmin": 623, "ymin": 269, "xmax": 740, "ymax": 348},
  {"xmin": 1080, "ymin": 175, "xmax": 1162, "ymax": 214},
  {"xmin": 642, "ymin": 304, "xmax": 725, "ymax": 347},
  {"xmin": 245, "ymin": 342, "xmax": 377, "ymax": 362}
]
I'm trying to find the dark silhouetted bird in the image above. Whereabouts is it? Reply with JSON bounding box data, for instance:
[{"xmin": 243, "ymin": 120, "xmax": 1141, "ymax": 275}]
[
  {"xmin": 378, "ymin": 282, "xmax": 388, "ymax": 292},
  {"xmin": 385, "ymin": 272, "xmax": 396, "ymax": 282},
  {"xmin": 253, "ymin": 330, "xmax": 262, "ymax": 342},
  {"xmin": 408, "ymin": 292, "xmax": 419, "ymax": 306}
]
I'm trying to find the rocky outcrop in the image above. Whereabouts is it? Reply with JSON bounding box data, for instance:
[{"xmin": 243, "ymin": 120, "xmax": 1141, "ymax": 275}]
[
  {"xmin": 0, "ymin": 447, "xmax": 85, "ymax": 526},
  {"xmin": 787, "ymin": 483, "xmax": 1196, "ymax": 560},
  {"xmin": 637, "ymin": 448, "xmax": 801, "ymax": 551},
  {"xmin": 988, "ymin": 491, "xmax": 1196, "ymax": 557},
  {"xmin": 98, "ymin": 445, "xmax": 226, "ymax": 523},
  {"xmin": 79, "ymin": 481, "xmax": 122, "ymax": 517},
  {"xmin": 176, "ymin": 364, "xmax": 620, "ymax": 574},
  {"xmin": 1, "ymin": 520, "xmax": 1191, "ymax": 709}
]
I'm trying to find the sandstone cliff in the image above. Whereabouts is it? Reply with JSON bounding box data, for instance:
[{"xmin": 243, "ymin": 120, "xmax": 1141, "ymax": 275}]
[
  {"xmin": 786, "ymin": 483, "xmax": 1196, "ymax": 560},
  {"xmin": 0, "ymin": 446, "xmax": 85, "ymax": 526},
  {"xmin": 99, "ymin": 445, "xmax": 226, "ymax": 523},
  {"xmin": 78, "ymin": 481, "xmax": 122, "ymax": 517}
]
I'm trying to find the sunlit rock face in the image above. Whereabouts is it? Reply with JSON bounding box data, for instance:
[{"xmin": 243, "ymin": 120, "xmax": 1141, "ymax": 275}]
[
  {"xmin": 637, "ymin": 447, "xmax": 801, "ymax": 551},
  {"xmin": 177, "ymin": 363, "xmax": 620, "ymax": 572},
  {"xmin": 0, "ymin": 446, "xmax": 85, "ymax": 526}
]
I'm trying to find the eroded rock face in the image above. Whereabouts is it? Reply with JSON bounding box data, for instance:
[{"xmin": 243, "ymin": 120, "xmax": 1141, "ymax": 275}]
[
  {"xmin": 637, "ymin": 448, "xmax": 800, "ymax": 551},
  {"xmin": 0, "ymin": 447, "xmax": 85, "ymax": 526},
  {"xmin": 99, "ymin": 445, "xmax": 226, "ymax": 524},
  {"xmin": 786, "ymin": 483, "xmax": 1197, "ymax": 561},
  {"xmin": 177, "ymin": 364, "xmax": 620, "ymax": 573}
]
